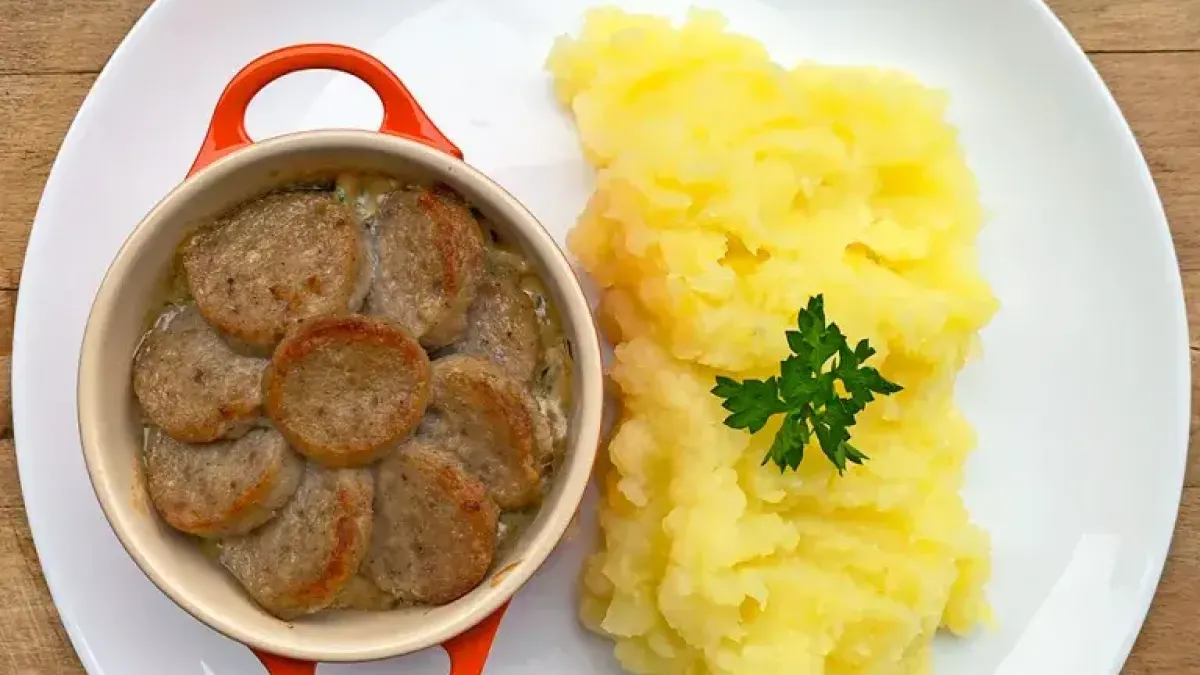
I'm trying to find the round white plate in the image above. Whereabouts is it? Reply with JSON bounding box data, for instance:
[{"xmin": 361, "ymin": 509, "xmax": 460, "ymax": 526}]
[{"xmin": 15, "ymin": 0, "xmax": 1188, "ymax": 673}]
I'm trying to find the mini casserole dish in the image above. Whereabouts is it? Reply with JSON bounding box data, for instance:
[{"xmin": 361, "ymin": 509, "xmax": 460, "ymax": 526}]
[{"xmin": 77, "ymin": 44, "xmax": 603, "ymax": 674}]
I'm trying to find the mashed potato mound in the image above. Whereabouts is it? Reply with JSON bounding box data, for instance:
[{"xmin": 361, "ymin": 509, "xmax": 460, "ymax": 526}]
[{"xmin": 549, "ymin": 8, "xmax": 997, "ymax": 675}]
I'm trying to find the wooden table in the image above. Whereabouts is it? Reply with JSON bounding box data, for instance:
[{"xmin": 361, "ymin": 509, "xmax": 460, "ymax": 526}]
[{"xmin": 0, "ymin": 1, "xmax": 1197, "ymax": 672}]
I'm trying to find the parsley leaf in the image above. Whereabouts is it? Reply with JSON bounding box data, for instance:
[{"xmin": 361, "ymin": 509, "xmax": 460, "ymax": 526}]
[
  {"xmin": 710, "ymin": 295, "xmax": 902, "ymax": 475},
  {"xmin": 712, "ymin": 376, "xmax": 788, "ymax": 433}
]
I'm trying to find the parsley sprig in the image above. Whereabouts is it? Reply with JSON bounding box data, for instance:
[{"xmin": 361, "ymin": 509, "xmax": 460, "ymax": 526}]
[{"xmin": 711, "ymin": 295, "xmax": 902, "ymax": 474}]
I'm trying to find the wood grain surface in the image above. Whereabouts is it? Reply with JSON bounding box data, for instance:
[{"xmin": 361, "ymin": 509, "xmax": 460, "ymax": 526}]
[{"xmin": 0, "ymin": 1, "xmax": 1196, "ymax": 673}]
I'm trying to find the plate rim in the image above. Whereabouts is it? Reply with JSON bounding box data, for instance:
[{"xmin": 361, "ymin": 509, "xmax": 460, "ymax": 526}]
[
  {"xmin": 14, "ymin": 1, "xmax": 176, "ymax": 672},
  {"xmin": 1022, "ymin": 3, "xmax": 1191, "ymax": 674}
]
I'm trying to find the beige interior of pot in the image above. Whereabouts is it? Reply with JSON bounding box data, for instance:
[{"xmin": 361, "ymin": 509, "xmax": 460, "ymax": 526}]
[{"xmin": 76, "ymin": 131, "xmax": 604, "ymax": 662}]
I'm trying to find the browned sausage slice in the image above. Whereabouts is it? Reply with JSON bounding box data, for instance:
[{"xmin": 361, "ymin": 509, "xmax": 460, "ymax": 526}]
[
  {"xmin": 133, "ymin": 305, "xmax": 266, "ymax": 443},
  {"xmin": 426, "ymin": 355, "xmax": 541, "ymax": 509},
  {"xmin": 220, "ymin": 464, "xmax": 373, "ymax": 620},
  {"xmin": 264, "ymin": 315, "xmax": 431, "ymax": 468},
  {"xmin": 362, "ymin": 439, "xmax": 498, "ymax": 605},
  {"xmin": 184, "ymin": 190, "xmax": 370, "ymax": 351},
  {"xmin": 145, "ymin": 427, "xmax": 302, "ymax": 537},
  {"xmin": 366, "ymin": 186, "xmax": 485, "ymax": 349},
  {"xmin": 456, "ymin": 251, "xmax": 540, "ymax": 382}
]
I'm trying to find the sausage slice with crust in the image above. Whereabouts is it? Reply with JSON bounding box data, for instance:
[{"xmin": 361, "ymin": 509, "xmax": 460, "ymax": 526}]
[
  {"xmin": 456, "ymin": 251, "xmax": 540, "ymax": 382},
  {"xmin": 426, "ymin": 355, "xmax": 541, "ymax": 509},
  {"xmin": 220, "ymin": 464, "xmax": 374, "ymax": 620},
  {"xmin": 133, "ymin": 305, "xmax": 266, "ymax": 443},
  {"xmin": 145, "ymin": 427, "xmax": 302, "ymax": 537},
  {"xmin": 366, "ymin": 186, "xmax": 485, "ymax": 349},
  {"xmin": 264, "ymin": 315, "xmax": 431, "ymax": 468},
  {"xmin": 363, "ymin": 438, "xmax": 498, "ymax": 605},
  {"xmin": 184, "ymin": 190, "xmax": 370, "ymax": 351}
]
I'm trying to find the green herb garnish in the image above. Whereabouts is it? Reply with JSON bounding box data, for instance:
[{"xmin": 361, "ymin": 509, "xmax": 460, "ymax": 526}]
[{"xmin": 711, "ymin": 295, "xmax": 902, "ymax": 474}]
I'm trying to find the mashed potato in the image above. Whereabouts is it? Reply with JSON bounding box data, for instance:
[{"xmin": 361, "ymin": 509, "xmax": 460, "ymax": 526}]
[{"xmin": 549, "ymin": 8, "xmax": 997, "ymax": 675}]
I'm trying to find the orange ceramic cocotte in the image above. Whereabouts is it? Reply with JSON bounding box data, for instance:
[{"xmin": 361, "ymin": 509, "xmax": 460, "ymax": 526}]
[{"xmin": 77, "ymin": 43, "xmax": 604, "ymax": 674}]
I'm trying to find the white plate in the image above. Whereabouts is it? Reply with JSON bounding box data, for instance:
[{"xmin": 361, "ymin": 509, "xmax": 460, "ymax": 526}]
[{"xmin": 14, "ymin": 1, "xmax": 1188, "ymax": 673}]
